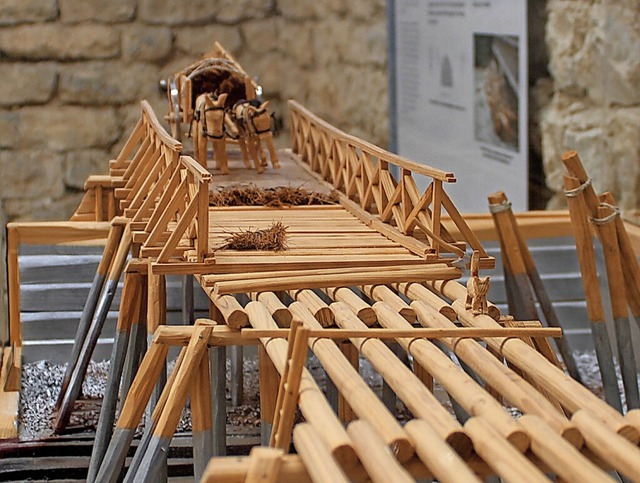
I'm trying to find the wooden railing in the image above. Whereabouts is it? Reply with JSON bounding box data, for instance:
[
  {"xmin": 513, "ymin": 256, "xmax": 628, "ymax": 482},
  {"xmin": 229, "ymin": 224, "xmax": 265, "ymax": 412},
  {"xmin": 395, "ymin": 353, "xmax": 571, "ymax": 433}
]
[
  {"xmin": 137, "ymin": 155, "xmax": 210, "ymax": 263},
  {"xmin": 288, "ymin": 101, "xmax": 493, "ymax": 267},
  {"xmin": 71, "ymin": 100, "xmax": 183, "ymax": 222}
]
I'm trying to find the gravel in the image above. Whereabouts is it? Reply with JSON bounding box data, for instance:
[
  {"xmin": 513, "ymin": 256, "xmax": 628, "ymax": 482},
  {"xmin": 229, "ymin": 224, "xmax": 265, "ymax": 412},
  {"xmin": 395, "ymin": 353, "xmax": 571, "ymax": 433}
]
[{"xmin": 19, "ymin": 350, "xmax": 629, "ymax": 441}]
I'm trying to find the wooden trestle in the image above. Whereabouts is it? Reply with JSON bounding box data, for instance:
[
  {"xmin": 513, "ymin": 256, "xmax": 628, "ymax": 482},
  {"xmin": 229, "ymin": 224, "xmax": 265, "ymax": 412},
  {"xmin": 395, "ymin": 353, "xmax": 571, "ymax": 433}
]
[{"xmin": 5, "ymin": 99, "xmax": 640, "ymax": 482}]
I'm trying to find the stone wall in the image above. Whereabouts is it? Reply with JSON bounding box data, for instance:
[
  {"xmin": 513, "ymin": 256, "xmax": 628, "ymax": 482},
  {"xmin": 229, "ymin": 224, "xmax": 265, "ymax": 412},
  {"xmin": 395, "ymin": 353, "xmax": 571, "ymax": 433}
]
[
  {"xmin": 2, "ymin": 0, "xmax": 638, "ymax": 221},
  {"xmin": 541, "ymin": 0, "xmax": 640, "ymax": 215},
  {"xmin": 0, "ymin": 0, "xmax": 387, "ymax": 221}
]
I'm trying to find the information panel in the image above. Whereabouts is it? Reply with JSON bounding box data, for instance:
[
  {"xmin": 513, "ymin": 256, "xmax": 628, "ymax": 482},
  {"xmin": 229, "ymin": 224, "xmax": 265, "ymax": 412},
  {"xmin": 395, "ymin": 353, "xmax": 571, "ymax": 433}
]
[{"xmin": 392, "ymin": 0, "xmax": 528, "ymax": 211}]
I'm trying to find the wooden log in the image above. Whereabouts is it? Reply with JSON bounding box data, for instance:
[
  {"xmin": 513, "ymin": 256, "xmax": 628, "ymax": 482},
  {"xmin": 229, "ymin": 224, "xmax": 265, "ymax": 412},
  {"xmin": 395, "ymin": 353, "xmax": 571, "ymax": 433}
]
[
  {"xmin": 128, "ymin": 324, "xmax": 213, "ymax": 482},
  {"xmin": 245, "ymin": 301, "xmax": 358, "ymax": 468},
  {"xmin": 564, "ymin": 175, "xmax": 622, "ymax": 411},
  {"xmin": 464, "ymin": 417, "xmax": 549, "ymax": 482},
  {"xmin": 244, "ymin": 447, "xmax": 283, "ymax": 483},
  {"xmin": 288, "ymin": 301, "xmax": 414, "ymax": 463},
  {"xmin": 191, "ymin": 353, "xmax": 213, "ymax": 482},
  {"xmin": 394, "ymin": 282, "xmax": 453, "ymax": 321},
  {"xmin": 289, "ymin": 289, "xmax": 333, "ymax": 327},
  {"xmin": 214, "ymin": 265, "xmax": 461, "ymax": 295},
  {"xmin": 259, "ymin": 344, "xmax": 279, "ymax": 445},
  {"xmin": 256, "ymin": 292, "xmax": 292, "ymax": 327},
  {"xmin": 404, "ymin": 419, "xmax": 480, "ymax": 483},
  {"xmin": 373, "ymin": 301, "xmax": 529, "ymax": 452},
  {"xmin": 489, "ymin": 191, "xmax": 582, "ymax": 383},
  {"xmin": 517, "ymin": 415, "xmax": 611, "ymax": 482},
  {"xmin": 94, "ymin": 339, "xmax": 169, "ymax": 483},
  {"xmin": 87, "ymin": 270, "xmax": 143, "ymax": 482},
  {"xmin": 412, "ymin": 300, "xmax": 581, "ymax": 446},
  {"xmin": 330, "ymin": 302, "xmax": 472, "ymax": 457},
  {"xmin": 55, "ymin": 220, "xmax": 125, "ymax": 411},
  {"xmin": 594, "ymin": 202, "xmax": 639, "ymax": 409},
  {"xmin": 362, "ymin": 284, "xmax": 417, "ymax": 322},
  {"xmin": 293, "ymin": 424, "xmax": 350, "ymax": 483},
  {"xmin": 324, "ymin": 287, "xmax": 376, "ymax": 325},
  {"xmin": 572, "ymin": 409, "xmax": 640, "ymax": 480},
  {"xmin": 346, "ymin": 420, "xmax": 414, "ymax": 483},
  {"xmin": 54, "ymin": 222, "xmax": 132, "ymax": 432},
  {"xmin": 451, "ymin": 298, "xmax": 638, "ymax": 442},
  {"xmin": 209, "ymin": 293, "xmax": 248, "ymax": 329}
]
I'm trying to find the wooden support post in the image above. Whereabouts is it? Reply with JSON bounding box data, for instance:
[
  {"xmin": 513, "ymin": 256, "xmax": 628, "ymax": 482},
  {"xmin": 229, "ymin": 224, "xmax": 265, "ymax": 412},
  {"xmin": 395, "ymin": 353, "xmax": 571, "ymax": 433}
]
[
  {"xmin": 338, "ymin": 341, "xmax": 358, "ymax": 423},
  {"xmin": 120, "ymin": 278, "xmax": 148, "ymax": 406},
  {"xmin": 87, "ymin": 270, "xmax": 142, "ymax": 482},
  {"xmin": 564, "ymin": 175, "xmax": 623, "ymax": 411},
  {"xmin": 259, "ymin": 344, "xmax": 279, "ymax": 446},
  {"xmin": 6, "ymin": 224, "xmax": 20, "ymax": 346},
  {"xmin": 594, "ymin": 202, "xmax": 639, "ymax": 410},
  {"xmin": 229, "ymin": 345, "xmax": 243, "ymax": 407},
  {"xmin": 94, "ymin": 338, "xmax": 169, "ymax": 483},
  {"xmin": 54, "ymin": 220, "xmax": 132, "ymax": 432},
  {"xmin": 489, "ymin": 191, "xmax": 582, "ymax": 383},
  {"xmin": 127, "ymin": 324, "xmax": 213, "ymax": 482},
  {"xmin": 192, "ymin": 349, "xmax": 213, "ymax": 481},
  {"xmin": 55, "ymin": 220, "xmax": 125, "ymax": 410},
  {"xmin": 182, "ymin": 275, "xmax": 194, "ymax": 325},
  {"xmin": 209, "ymin": 301, "xmax": 227, "ymax": 457}
]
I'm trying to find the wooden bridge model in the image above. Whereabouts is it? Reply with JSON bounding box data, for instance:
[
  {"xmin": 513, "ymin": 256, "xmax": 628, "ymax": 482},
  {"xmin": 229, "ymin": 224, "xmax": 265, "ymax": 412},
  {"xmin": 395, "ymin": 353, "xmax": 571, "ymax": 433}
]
[{"xmin": 3, "ymin": 98, "xmax": 640, "ymax": 482}]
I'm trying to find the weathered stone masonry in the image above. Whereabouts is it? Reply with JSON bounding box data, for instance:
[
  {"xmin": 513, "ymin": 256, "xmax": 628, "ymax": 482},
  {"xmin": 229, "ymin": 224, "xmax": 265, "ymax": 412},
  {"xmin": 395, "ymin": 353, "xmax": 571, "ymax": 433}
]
[
  {"xmin": 0, "ymin": 0, "xmax": 638, "ymax": 220},
  {"xmin": 0, "ymin": 0, "xmax": 387, "ymax": 220}
]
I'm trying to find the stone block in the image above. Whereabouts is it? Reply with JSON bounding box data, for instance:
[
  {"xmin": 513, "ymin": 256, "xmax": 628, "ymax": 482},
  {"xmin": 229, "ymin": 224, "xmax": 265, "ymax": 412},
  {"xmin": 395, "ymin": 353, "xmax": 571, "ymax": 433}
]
[
  {"xmin": 242, "ymin": 18, "xmax": 280, "ymax": 55},
  {"xmin": 0, "ymin": 63, "xmax": 57, "ymax": 107},
  {"xmin": 64, "ymin": 149, "xmax": 110, "ymax": 189},
  {"xmin": 607, "ymin": 107, "xmax": 640, "ymax": 212},
  {"xmin": 0, "ymin": 24, "xmax": 120, "ymax": 60},
  {"xmin": 215, "ymin": 0, "xmax": 275, "ymax": 24},
  {"xmin": 59, "ymin": 0, "xmax": 136, "ymax": 23},
  {"xmin": 277, "ymin": 0, "xmax": 324, "ymax": 20},
  {"xmin": 122, "ymin": 26, "xmax": 173, "ymax": 62},
  {"xmin": 540, "ymin": 93, "xmax": 609, "ymax": 196},
  {"xmin": 174, "ymin": 25, "xmax": 242, "ymax": 57},
  {"xmin": 0, "ymin": 150, "xmax": 64, "ymax": 199},
  {"xmin": 277, "ymin": 19, "xmax": 315, "ymax": 67},
  {"xmin": 0, "ymin": 111, "xmax": 20, "ymax": 149},
  {"xmin": 59, "ymin": 62, "xmax": 161, "ymax": 105},
  {"xmin": 0, "ymin": 0, "xmax": 58, "ymax": 26},
  {"xmin": 19, "ymin": 106, "xmax": 121, "ymax": 151},
  {"xmin": 3, "ymin": 192, "xmax": 84, "ymax": 221},
  {"xmin": 138, "ymin": 0, "xmax": 218, "ymax": 25}
]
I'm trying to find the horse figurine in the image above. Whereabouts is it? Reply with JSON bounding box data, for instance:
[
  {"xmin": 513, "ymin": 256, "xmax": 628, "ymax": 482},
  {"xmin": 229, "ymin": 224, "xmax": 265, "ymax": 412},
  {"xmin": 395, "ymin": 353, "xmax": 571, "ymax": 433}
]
[
  {"xmin": 465, "ymin": 250, "xmax": 490, "ymax": 315},
  {"xmin": 193, "ymin": 92, "xmax": 230, "ymax": 173},
  {"xmin": 231, "ymin": 99, "xmax": 280, "ymax": 173}
]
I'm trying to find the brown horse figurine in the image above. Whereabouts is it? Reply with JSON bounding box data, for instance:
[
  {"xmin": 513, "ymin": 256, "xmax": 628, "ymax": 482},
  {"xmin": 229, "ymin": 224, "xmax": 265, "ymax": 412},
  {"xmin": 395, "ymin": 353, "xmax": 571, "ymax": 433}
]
[{"xmin": 193, "ymin": 92, "xmax": 229, "ymax": 173}]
